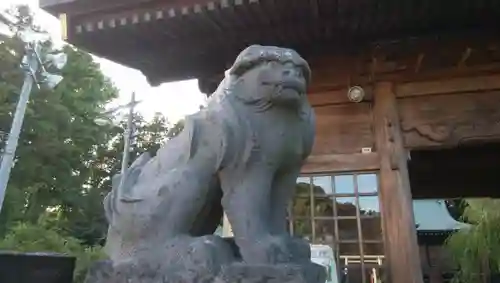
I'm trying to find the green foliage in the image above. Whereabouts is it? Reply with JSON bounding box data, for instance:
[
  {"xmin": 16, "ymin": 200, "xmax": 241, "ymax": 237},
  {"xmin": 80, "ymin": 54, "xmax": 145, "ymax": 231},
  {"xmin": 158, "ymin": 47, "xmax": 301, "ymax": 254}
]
[
  {"xmin": 65, "ymin": 113, "xmax": 184, "ymax": 245},
  {"xmin": 0, "ymin": 218, "xmax": 106, "ymax": 283},
  {"xmin": 0, "ymin": 5, "xmax": 119, "ymax": 233},
  {"xmin": 0, "ymin": 5, "xmax": 187, "ymax": 280},
  {"xmin": 445, "ymin": 198, "xmax": 500, "ymax": 283}
]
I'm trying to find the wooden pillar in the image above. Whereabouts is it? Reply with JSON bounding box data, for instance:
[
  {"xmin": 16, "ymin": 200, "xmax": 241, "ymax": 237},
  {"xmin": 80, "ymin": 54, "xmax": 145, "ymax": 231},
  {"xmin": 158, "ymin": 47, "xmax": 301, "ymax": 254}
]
[{"xmin": 373, "ymin": 82, "xmax": 423, "ymax": 283}]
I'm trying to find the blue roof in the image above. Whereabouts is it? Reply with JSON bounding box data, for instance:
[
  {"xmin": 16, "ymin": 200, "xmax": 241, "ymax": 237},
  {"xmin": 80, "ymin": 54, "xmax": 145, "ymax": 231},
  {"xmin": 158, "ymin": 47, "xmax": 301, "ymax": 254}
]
[{"xmin": 413, "ymin": 199, "xmax": 469, "ymax": 232}]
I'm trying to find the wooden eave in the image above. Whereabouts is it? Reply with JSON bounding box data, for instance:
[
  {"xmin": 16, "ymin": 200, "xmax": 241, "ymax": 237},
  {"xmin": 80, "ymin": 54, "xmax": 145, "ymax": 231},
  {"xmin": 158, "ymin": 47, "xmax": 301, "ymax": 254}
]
[{"xmin": 40, "ymin": 0, "xmax": 500, "ymax": 85}]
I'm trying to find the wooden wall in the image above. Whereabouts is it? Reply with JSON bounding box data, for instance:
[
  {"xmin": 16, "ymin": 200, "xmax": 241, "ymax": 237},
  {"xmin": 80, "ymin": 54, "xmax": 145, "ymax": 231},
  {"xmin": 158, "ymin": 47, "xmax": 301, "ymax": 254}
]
[
  {"xmin": 397, "ymin": 76, "xmax": 500, "ymax": 148},
  {"xmin": 301, "ymin": 58, "xmax": 500, "ymax": 283},
  {"xmin": 302, "ymin": 73, "xmax": 500, "ymax": 174},
  {"xmin": 301, "ymin": 87, "xmax": 378, "ymax": 174}
]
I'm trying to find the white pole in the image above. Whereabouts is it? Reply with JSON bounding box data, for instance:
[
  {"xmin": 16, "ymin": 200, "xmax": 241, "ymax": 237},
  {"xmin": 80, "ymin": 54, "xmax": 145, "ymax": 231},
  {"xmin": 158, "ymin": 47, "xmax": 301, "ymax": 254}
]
[
  {"xmin": 0, "ymin": 45, "xmax": 38, "ymax": 213},
  {"xmin": 118, "ymin": 92, "xmax": 138, "ymax": 201}
]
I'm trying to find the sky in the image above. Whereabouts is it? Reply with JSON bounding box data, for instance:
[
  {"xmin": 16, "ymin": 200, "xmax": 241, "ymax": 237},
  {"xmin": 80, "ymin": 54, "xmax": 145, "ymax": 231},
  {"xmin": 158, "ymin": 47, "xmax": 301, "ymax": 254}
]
[{"xmin": 0, "ymin": 0, "xmax": 207, "ymax": 124}]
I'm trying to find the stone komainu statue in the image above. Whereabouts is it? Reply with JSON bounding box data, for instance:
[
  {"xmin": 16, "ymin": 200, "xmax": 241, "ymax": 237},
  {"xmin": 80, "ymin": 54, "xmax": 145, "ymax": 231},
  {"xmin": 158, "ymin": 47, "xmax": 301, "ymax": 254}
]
[{"xmin": 92, "ymin": 45, "xmax": 324, "ymax": 283}]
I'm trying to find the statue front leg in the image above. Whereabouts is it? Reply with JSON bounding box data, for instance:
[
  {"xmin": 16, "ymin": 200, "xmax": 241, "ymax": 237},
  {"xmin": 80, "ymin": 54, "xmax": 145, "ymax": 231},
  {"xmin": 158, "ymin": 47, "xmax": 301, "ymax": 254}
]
[
  {"xmin": 219, "ymin": 166, "xmax": 274, "ymax": 263},
  {"xmin": 270, "ymin": 166, "xmax": 311, "ymax": 262},
  {"xmin": 270, "ymin": 166, "xmax": 301, "ymax": 235},
  {"xmin": 220, "ymin": 166, "xmax": 299, "ymax": 264}
]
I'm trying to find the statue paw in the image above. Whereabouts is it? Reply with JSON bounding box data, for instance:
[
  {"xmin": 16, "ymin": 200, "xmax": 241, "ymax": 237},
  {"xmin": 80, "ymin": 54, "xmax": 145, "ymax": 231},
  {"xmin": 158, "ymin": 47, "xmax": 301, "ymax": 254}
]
[{"xmin": 242, "ymin": 235, "xmax": 311, "ymax": 264}]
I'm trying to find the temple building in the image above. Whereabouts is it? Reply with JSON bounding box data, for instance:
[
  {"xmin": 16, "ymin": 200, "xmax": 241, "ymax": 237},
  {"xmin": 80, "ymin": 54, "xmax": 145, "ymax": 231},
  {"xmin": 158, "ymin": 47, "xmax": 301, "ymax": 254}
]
[{"xmin": 40, "ymin": 0, "xmax": 500, "ymax": 282}]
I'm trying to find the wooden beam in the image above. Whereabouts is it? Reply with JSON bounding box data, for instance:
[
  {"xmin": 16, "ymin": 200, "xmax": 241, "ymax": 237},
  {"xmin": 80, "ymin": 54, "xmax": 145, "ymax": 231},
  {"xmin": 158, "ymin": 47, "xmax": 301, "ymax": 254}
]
[
  {"xmin": 301, "ymin": 153, "xmax": 380, "ymax": 174},
  {"xmin": 396, "ymin": 74, "xmax": 500, "ymax": 97},
  {"xmin": 310, "ymin": 64, "xmax": 500, "ymax": 94},
  {"xmin": 416, "ymin": 175, "xmax": 499, "ymax": 196},
  {"xmin": 308, "ymin": 87, "xmax": 374, "ymax": 106},
  {"xmin": 308, "ymin": 89, "xmax": 350, "ymax": 106},
  {"xmin": 398, "ymin": 90, "xmax": 500, "ymax": 149},
  {"xmin": 373, "ymin": 82, "xmax": 423, "ymax": 283}
]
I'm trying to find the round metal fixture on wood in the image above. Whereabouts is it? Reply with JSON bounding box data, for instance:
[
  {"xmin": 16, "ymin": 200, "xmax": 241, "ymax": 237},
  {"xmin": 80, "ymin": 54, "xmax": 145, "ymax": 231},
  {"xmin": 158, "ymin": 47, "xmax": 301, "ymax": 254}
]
[{"xmin": 347, "ymin": 86, "xmax": 365, "ymax": 103}]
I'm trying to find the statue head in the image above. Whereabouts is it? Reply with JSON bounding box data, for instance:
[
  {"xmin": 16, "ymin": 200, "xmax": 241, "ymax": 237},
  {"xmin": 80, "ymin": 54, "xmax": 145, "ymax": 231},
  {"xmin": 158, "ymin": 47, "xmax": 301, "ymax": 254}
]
[{"xmin": 212, "ymin": 45, "xmax": 311, "ymax": 111}]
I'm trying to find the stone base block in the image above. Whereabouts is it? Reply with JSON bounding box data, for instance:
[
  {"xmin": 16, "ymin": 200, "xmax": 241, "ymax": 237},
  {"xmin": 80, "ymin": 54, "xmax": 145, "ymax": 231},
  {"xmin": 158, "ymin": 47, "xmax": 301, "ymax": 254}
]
[
  {"xmin": 84, "ymin": 236, "xmax": 325, "ymax": 283},
  {"xmin": 214, "ymin": 262, "xmax": 326, "ymax": 283},
  {"xmin": 85, "ymin": 235, "xmax": 235, "ymax": 283},
  {"xmin": 85, "ymin": 261, "xmax": 326, "ymax": 283}
]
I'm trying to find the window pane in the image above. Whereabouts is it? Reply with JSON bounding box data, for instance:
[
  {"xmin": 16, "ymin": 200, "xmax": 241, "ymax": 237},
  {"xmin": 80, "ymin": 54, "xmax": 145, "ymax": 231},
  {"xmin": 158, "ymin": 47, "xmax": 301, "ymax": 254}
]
[
  {"xmin": 293, "ymin": 219, "xmax": 312, "ymax": 241},
  {"xmin": 339, "ymin": 242, "xmax": 360, "ymax": 256},
  {"xmin": 357, "ymin": 173, "xmax": 378, "ymax": 193},
  {"xmin": 314, "ymin": 195, "xmax": 334, "ymax": 217},
  {"xmin": 295, "ymin": 177, "xmax": 310, "ymax": 196},
  {"xmin": 358, "ymin": 196, "xmax": 380, "ymax": 216},
  {"xmin": 339, "ymin": 244, "xmax": 363, "ymax": 283},
  {"xmin": 334, "ymin": 175, "xmax": 355, "ymax": 194},
  {"xmin": 297, "ymin": 176, "xmax": 310, "ymax": 184},
  {"xmin": 336, "ymin": 197, "xmax": 357, "ymax": 217},
  {"xmin": 314, "ymin": 219, "xmax": 335, "ymax": 244},
  {"xmin": 363, "ymin": 242, "xmax": 384, "ymax": 256},
  {"xmin": 338, "ymin": 219, "xmax": 360, "ymax": 241},
  {"xmin": 291, "ymin": 196, "xmax": 311, "ymax": 218},
  {"xmin": 360, "ymin": 217, "xmax": 383, "ymax": 241},
  {"xmin": 312, "ymin": 176, "xmax": 333, "ymax": 195}
]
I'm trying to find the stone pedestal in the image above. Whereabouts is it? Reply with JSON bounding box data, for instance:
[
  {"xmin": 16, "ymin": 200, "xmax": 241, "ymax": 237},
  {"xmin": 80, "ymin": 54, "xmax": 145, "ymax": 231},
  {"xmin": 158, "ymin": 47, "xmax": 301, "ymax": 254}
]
[
  {"xmin": 85, "ymin": 236, "xmax": 326, "ymax": 283},
  {"xmin": 85, "ymin": 235, "xmax": 236, "ymax": 283},
  {"xmin": 215, "ymin": 262, "xmax": 326, "ymax": 283},
  {"xmin": 86, "ymin": 261, "xmax": 326, "ymax": 283}
]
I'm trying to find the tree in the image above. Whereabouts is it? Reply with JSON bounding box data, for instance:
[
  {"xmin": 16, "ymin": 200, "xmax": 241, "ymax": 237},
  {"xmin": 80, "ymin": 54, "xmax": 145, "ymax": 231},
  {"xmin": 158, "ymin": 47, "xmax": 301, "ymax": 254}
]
[
  {"xmin": 290, "ymin": 179, "xmax": 382, "ymax": 256},
  {"xmin": 64, "ymin": 113, "xmax": 185, "ymax": 245},
  {"xmin": 0, "ymin": 5, "xmax": 118, "ymax": 234},
  {"xmin": 445, "ymin": 198, "xmax": 500, "ymax": 283},
  {"xmin": 0, "ymin": 5, "xmax": 187, "ymax": 281}
]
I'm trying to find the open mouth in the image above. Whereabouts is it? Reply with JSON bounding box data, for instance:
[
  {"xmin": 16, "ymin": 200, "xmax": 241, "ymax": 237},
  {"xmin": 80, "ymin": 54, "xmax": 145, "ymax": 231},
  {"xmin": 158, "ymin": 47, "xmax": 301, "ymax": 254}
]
[
  {"xmin": 262, "ymin": 79, "xmax": 306, "ymax": 94},
  {"xmin": 280, "ymin": 79, "xmax": 306, "ymax": 93}
]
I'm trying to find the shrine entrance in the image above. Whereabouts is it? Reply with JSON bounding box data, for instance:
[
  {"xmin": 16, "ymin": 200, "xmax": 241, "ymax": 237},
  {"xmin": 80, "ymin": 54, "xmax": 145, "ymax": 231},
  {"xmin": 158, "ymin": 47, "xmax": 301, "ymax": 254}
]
[
  {"xmin": 408, "ymin": 142, "xmax": 500, "ymax": 283},
  {"xmin": 409, "ymin": 142, "xmax": 500, "ymax": 199}
]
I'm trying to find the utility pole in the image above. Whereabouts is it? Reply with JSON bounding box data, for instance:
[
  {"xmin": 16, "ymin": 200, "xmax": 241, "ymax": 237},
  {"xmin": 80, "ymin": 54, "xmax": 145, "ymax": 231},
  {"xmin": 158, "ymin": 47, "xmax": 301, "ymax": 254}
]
[
  {"xmin": 118, "ymin": 92, "xmax": 137, "ymax": 200},
  {"xmin": 0, "ymin": 44, "xmax": 38, "ymax": 212},
  {"xmin": 94, "ymin": 92, "xmax": 141, "ymax": 202}
]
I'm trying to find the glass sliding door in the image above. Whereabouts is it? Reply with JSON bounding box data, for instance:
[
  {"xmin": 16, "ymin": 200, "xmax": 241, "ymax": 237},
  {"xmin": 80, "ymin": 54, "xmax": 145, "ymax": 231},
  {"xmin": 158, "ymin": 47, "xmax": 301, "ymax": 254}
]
[{"xmin": 287, "ymin": 173, "xmax": 386, "ymax": 283}]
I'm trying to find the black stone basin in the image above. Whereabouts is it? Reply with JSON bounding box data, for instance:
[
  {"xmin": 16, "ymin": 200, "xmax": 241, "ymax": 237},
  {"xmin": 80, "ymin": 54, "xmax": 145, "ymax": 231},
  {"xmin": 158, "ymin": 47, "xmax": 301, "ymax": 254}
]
[{"xmin": 0, "ymin": 251, "xmax": 76, "ymax": 283}]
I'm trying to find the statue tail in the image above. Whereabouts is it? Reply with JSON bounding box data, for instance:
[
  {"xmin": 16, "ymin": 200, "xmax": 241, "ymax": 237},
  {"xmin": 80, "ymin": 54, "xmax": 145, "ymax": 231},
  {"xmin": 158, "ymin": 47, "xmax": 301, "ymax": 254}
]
[{"xmin": 103, "ymin": 152, "xmax": 153, "ymax": 225}]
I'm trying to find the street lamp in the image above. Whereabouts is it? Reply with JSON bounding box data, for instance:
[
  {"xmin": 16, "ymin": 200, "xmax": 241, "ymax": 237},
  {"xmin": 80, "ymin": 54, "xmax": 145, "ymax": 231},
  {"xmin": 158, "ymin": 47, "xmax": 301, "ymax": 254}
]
[
  {"xmin": 0, "ymin": 11, "xmax": 17, "ymax": 31},
  {"xmin": 0, "ymin": 11, "xmax": 16, "ymax": 37},
  {"xmin": 0, "ymin": 23, "xmax": 67, "ymax": 213}
]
